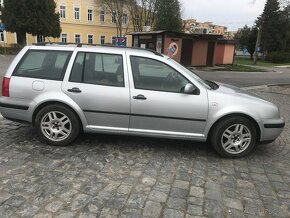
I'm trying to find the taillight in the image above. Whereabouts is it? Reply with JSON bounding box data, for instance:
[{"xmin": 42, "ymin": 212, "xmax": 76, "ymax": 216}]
[{"xmin": 2, "ymin": 77, "xmax": 10, "ymax": 97}]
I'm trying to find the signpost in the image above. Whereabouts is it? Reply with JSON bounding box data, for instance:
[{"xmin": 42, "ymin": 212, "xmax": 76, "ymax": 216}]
[
  {"xmin": 0, "ymin": 23, "xmax": 5, "ymax": 31},
  {"xmin": 115, "ymin": 37, "xmax": 127, "ymax": 47},
  {"xmin": 0, "ymin": 23, "xmax": 6, "ymax": 55}
]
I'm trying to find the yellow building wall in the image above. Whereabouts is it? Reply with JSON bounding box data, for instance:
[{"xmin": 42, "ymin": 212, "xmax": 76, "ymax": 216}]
[{"xmin": 1, "ymin": 0, "xmax": 132, "ymax": 47}]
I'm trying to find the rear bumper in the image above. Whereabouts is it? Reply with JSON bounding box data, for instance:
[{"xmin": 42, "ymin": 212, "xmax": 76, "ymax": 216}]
[
  {"xmin": 0, "ymin": 97, "xmax": 34, "ymax": 123},
  {"xmin": 260, "ymin": 118, "xmax": 285, "ymax": 141}
]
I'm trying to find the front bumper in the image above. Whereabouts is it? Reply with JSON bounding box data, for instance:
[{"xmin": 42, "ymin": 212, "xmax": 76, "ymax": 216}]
[{"xmin": 260, "ymin": 118, "xmax": 285, "ymax": 141}]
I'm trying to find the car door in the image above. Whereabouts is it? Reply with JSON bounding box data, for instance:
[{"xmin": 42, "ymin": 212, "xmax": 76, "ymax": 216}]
[
  {"xmin": 62, "ymin": 50, "xmax": 130, "ymax": 131},
  {"xmin": 127, "ymin": 55, "xmax": 208, "ymax": 138}
]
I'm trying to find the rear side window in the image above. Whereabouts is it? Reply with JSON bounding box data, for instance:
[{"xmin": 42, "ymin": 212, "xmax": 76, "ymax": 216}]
[
  {"xmin": 70, "ymin": 52, "xmax": 124, "ymax": 87},
  {"xmin": 13, "ymin": 50, "xmax": 72, "ymax": 80}
]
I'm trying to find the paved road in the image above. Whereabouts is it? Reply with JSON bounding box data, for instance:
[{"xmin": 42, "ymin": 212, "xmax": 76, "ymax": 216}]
[
  {"xmin": 194, "ymin": 69, "xmax": 290, "ymax": 88},
  {"xmin": 0, "ymin": 55, "xmax": 15, "ymax": 74},
  {"xmin": 0, "ymin": 55, "xmax": 15, "ymax": 92}
]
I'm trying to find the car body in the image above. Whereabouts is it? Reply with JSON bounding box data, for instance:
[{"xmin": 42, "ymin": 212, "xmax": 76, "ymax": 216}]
[{"xmin": 0, "ymin": 45, "xmax": 285, "ymax": 157}]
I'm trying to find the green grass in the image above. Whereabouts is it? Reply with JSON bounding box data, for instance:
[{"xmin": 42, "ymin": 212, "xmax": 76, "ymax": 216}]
[
  {"xmin": 234, "ymin": 56, "xmax": 290, "ymax": 67},
  {"xmin": 214, "ymin": 64, "xmax": 267, "ymax": 72}
]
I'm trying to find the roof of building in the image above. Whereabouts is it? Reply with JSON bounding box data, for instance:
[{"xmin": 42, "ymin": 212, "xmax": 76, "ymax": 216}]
[{"xmin": 128, "ymin": 30, "xmax": 224, "ymax": 40}]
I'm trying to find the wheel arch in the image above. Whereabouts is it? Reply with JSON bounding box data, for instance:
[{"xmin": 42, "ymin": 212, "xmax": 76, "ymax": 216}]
[
  {"xmin": 32, "ymin": 101, "xmax": 84, "ymax": 132},
  {"xmin": 207, "ymin": 113, "xmax": 261, "ymax": 142}
]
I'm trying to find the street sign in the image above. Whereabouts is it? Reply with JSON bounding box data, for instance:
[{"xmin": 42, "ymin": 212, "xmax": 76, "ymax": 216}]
[
  {"xmin": 115, "ymin": 37, "xmax": 127, "ymax": 47},
  {"xmin": 0, "ymin": 23, "xmax": 5, "ymax": 31}
]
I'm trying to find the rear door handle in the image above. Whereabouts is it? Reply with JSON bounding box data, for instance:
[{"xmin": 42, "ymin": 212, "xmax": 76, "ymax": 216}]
[
  {"xmin": 67, "ymin": 87, "xmax": 82, "ymax": 93},
  {"xmin": 133, "ymin": 94, "xmax": 147, "ymax": 100}
]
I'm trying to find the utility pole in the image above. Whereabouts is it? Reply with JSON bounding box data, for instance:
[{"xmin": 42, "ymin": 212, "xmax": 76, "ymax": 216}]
[{"xmin": 254, "ymin": 26, "xmax": 261, "ymax": 65}]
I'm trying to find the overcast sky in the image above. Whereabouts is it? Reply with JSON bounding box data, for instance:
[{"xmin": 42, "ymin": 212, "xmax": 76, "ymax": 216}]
[{"xmin": 179, "ymin": 0, "xmax": 267, "ymax": 31}]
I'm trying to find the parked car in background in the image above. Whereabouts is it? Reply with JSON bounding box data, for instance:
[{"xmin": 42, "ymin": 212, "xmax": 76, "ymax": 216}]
[{"xmin": 0, "ymin": 44, "xmax": 285, "ymax": 158}]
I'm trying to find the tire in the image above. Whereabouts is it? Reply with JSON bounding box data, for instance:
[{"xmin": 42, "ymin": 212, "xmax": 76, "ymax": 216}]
[
  {"xmin": 210, "ymin": 116, "xmax": 257, "ymax": 158},
  {"xmin": 35, "ymin": 104, "xmax": 80, "ymax": 146}
]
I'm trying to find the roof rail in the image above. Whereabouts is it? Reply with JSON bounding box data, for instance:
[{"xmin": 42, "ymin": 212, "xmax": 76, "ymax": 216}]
[{"xmin": 32, "ymin": 42, "xmax": 163, "ymax": 56}]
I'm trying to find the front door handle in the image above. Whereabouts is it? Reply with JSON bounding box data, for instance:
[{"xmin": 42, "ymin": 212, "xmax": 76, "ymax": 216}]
[
  {"xmin": 67, "ymin": 87, "xmax": 82, "ymax": 93},
  {"xmin": 133, "ymin": 94, "xmax": 147, "ymax": 100}
]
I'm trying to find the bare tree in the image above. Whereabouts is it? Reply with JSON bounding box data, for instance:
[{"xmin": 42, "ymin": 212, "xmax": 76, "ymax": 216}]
[
  {"xmin": 99, "ymin": 0, "xmax": 129, "ymax": 37},
  {"xmin": 127, "ymin": 0, "xmax": 159, "ymax": 32}
]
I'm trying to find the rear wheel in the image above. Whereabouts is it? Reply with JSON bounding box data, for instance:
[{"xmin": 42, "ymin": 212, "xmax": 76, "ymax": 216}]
[
  {"xmin": 35, "ymin": 104, "xmax": 80, "ymax": 146},
  {"xmin": 210, "ymin": 116, "xmax": 257, "ymax": 158}
]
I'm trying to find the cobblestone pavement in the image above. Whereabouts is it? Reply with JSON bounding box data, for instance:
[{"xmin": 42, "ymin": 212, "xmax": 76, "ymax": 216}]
[
  {"xmin": 0, "ymin": 90, "xmax": 289, "ymax": 218},
  {"xmin": 1, "ymin": 56, "xmax": 290, "ymax": 217}
]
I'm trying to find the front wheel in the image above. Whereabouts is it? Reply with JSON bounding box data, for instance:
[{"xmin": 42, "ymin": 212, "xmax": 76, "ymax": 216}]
[
  {"xmin": 210, "ymin": 116, "xmax": 257, "ymax": 158},
  {"xmin": 35, "ymin": 104, "xmax": 80, "ymax": 146}
]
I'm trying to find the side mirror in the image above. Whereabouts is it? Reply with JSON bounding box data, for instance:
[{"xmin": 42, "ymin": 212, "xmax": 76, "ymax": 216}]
[{"xmin": 184, "ymin": 83, "xmax": 197, "ymax": 94}]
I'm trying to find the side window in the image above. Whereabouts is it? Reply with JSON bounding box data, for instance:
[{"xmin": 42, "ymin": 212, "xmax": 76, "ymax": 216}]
[
  {"xmin": 130, "ymin": 56, "xmax": 189, "ymax": 93},
  {"xmin": 13, "ymin": 50, "xmax": 72, "ymax": 80},
  {"xmin": 69, "ymin": 52, "xmax": 124, "ymax": 87}
]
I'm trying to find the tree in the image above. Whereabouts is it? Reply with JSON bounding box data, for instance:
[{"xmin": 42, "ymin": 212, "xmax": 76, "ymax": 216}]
[
  {"xmin": 257, "ymin": 0, "xmax": 284, "ymax": 53},
  {"xmin": 235, "ymin": 25, "xmax": 258, "ymax": 59},
  {"xmin": 0, "ymin": 0, "xmax": 61, "ymax": 46},
  {"xmin": 154, "ymin": 0, "xmax": 183, "ymax": 32},
  {"xmin": 280, "ymin": 5, "xmax": 290, "ymax": 51},
  {"xmin": 127, "ymin": 0, "xmax": 159, "ymax": 32},
  {"xmin": 100, "ymin": 0, "xmax": 128, "ymax": 37}
]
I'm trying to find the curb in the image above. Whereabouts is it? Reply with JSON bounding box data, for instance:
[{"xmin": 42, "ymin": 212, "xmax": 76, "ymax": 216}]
[{"xmin": 242, "ymin": 85, "xmax": 268, "ymax": 90}]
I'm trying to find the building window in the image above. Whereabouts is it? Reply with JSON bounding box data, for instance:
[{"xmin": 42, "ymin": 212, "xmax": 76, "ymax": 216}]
[
  {"xmin": 75, "ymin": 34, "xmax": 81, "ymax": 43},
  {"xmin": 112, "ymin": 12, "xmax": 116, "ymax": 23},
  {"xmin": 61, "ymin": 33, "xmax": 67, "ymax": 43},
  {"xmin": 0, "ymin": 30, "xmax": 4, "ymax": 42},
  {"xmin": 112, "ymin": 36, "xmax": 116, "ymax": 45},
  {"xmin": 60, "ymin": 5, "xmax": 66, "ymax": 19},
  {"xmin": 100, "ymin": 36, "xmax": 105, "ymax": 44},
  {"xmin": 37, "ymin": 35, "xmax": 45, "ymax": 43},
  {"xmin": 122, "ymin": 13, "xmax": 128, "ymax": 25},
  {"xmin": 88, "ymin": 35, "xmax": 94, "ymax": 44},
  {"xmin": 88, "ymin": 9, "xmax": 93, "ymax": 21},
  {"xmin": 100, "ymin": 9, "xmax": 105, "ymax": 22},
  {"xmin": 74, "ymin": 7, "xmax": 80, "ymax": 20},
  {"xmin": 133, "ymin": 16, "xmax": 140, "ymax": 25}
]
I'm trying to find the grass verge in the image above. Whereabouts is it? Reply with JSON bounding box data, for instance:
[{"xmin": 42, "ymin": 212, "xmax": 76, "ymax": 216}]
[
  {"xmin": 234, "ymin": 56, "xmax": 290, "ymax": 67},
  {"xmin": 214, "ymin": 64, "xmax": 267, "ymax": 72}
]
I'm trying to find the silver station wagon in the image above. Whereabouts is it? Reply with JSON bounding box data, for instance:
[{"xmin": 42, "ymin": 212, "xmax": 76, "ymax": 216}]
[{"xmin": 0, "ymin": 45, "xmax": 285, "ymax": 158}]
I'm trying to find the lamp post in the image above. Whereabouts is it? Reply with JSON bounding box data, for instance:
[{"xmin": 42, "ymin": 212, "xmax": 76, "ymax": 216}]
[{"xmin": 253, "ymin": 26, "xmax": 261, "ymax": 65}]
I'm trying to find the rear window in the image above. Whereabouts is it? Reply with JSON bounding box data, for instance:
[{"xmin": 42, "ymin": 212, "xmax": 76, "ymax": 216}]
[{"xmin": 13, "ymin": 50, "xmax": 72, "ymax": 80}]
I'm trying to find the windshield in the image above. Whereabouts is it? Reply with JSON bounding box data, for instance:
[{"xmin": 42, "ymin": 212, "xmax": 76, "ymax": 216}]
[{"xmin": 166, "ymin": 56, "xmax": 212, "ymax": 89}]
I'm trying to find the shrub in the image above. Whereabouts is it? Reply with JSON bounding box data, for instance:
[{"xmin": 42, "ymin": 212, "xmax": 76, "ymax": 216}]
[
  {"xmin": 0, "ymin": 46, "xmax": 22, "ymax": 55},
  {"xmin": 266, "ymin": 51, "xmax": 290, "ymax": 63}
]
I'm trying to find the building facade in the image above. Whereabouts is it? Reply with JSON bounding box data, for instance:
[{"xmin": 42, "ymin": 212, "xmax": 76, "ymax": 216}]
[
  {"xmin": 130, "ymin": 31, "xmax": 235, "ymax": 67},
  {"xmin": 0, "ymin": 0, "xmax": 133, "ymax": 47},
  {"xmin": 184, "ymin": 19, "xmax": 227, "ymax": 35}
]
